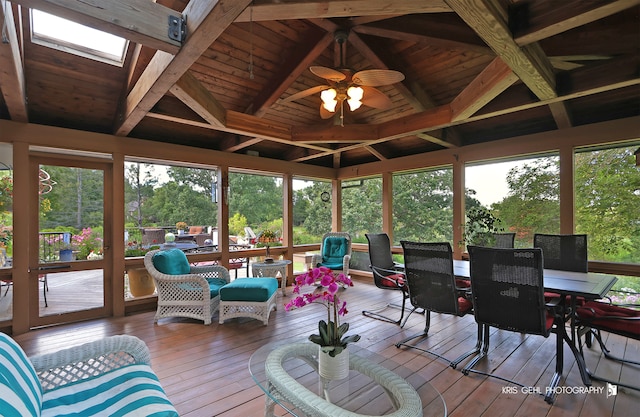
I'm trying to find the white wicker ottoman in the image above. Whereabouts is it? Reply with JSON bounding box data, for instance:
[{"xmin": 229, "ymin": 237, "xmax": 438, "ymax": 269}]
[{"xmin": 219, "ymin": 277, "xmax": 278, "ymax": 325}]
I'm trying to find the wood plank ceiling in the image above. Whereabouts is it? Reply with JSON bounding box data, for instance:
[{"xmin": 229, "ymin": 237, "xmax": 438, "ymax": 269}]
[{"xmin": 0, "ymin": 0, "xmax": 638, "ymax": 169}]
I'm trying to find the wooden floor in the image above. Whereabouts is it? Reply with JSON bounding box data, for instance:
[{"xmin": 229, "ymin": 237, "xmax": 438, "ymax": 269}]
[{"xmin": 11, "ymin": 278, "xmax": 640, "ymax": 417}]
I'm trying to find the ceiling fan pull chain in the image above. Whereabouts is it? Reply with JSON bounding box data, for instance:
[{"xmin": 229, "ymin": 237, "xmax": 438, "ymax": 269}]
[{"xmin": 248, "ymin": 2, "xmax": 254, "ymax": 80}]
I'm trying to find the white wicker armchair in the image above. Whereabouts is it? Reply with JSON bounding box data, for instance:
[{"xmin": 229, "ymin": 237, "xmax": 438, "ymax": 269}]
[
  {"xmin": 1, "ymin": 333, "xmax": 178, "ymax": 416},
  {"xmin": 144, "ymin": 249, "xmax": 230, "ymax": 325},
  {"xmin": 311, "ymin": 232, "xmax": 352, "ymax": 276}
]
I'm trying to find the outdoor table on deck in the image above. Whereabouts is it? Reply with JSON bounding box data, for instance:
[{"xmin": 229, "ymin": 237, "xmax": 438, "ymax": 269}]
[
  {"xmin": 252, "ymin": 259, "xmax": 291, "ymax": 295},
  {"xmin": 250, "ymin": 341, "xmax": 446, "ymax": 417},
  {"xmin": 453, "ymin": 259, "xmax": 618, "ymax": 386}
]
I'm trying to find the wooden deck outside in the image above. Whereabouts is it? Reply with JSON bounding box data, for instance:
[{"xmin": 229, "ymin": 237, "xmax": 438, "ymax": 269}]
[{"xmin": 10, "ymin": 276, "xmax": 639, "ymax": 417}]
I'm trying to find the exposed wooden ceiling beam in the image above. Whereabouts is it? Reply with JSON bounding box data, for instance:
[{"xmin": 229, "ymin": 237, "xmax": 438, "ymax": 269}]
[
  {"xmin": 114, "ymin": 0, "xmax": 252, "ymax": 136},
  {"xmin": 365, "ymin": 145, "xmax": 387, "ymax": 160},
  {"xmin": 170, "ymin": 71, "xmax": 226, "ymax": 128},
  {"xmin": 450, "ymin": 57, "xmax": 519, "ymax": 121},
  {"xmin": 445, "ymin": 0, "xmax": 557, "ymax": 101},
  {"xmin": 222, "ymin": 137, "xmax": 262, "ymax": 152},
  {"xmin": 252, "ymin": 29, "xmax": 333, "ymax": 117},
  {"xmin": 11, "ymin": 0, "xmax": 183, "ymax": 54},
  {"xmin": 234, "ymin": 0, "xmax": 452, "ymax": 22},
  {"xmin": 0, "ymin": 1, "xmax": 28, "ymax": 122},
  {"xmin": 548, "ymin": 102, "xmax": 573, "ymax": 129},
  {"xmin": 348, "ymin": 31, "xmax": 430, "ymax": 112},
  {"xmin": 416, "ymin": 131, "xmax": 459, "ymax": 148},
  {"xmin": 352, "ymin": 16, "xmax": 492, "ymax": 55},
  {"xmin": 511, "ymin": 0, "xmax": 640, "ymax": 46}
]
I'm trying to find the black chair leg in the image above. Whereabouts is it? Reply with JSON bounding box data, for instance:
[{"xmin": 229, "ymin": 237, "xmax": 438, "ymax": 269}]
[
  {"xmin": 395, "ymin": 310, "xmax": 431, "ymax": 348},
  {"xmin": 461, "ymin": 324, "xmax": 490, "ymax": 375},
  {"xmin": 362, "ymin": 291, "xmax": 408, "ymax": 325},
  {"xmin": 450, "ymin": 323, "xmax": 485, "ymax": 369}
]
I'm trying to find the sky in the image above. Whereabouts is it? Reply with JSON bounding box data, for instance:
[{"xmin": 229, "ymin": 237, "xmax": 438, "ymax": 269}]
[{"xmin": 465, "ymin": 160, "xmax": 521, "ymax": 206}]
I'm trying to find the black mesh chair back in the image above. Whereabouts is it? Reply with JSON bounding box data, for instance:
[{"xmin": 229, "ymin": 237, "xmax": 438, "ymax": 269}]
[
  {"xmin": 361, "ymin": 233, "xmax": 409, "ymax": 325},
  {"xmin": 533, "ymin": 233, "xmax": 587, "ymax": 272},
  {"xmin": 367, "ymin": 233, "xmax": 400, "ymax": 289},
  {"xmin": 401, "ymin": 241, "xmax": 463, "ymax": 316},
  {"xmin": 468, "ymin": 246, "xmax": 548, "ymax": 336},
  {"xmin": 396, "ymin": 241, "xmax": 480, "ymax": 368},
  {"xmin": 492, "ymin": 233, "xmax": 515, "ymax": 248},
  {"xmin": 464, "ymin": 245, "xmax": 564, "ymax": 403}
]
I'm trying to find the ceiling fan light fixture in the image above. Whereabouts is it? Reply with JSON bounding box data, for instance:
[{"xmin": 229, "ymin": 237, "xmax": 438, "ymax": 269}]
[
  {"xmin": 321, "ymin": 88, "xmax": 338, "ymax": 112},
  {"xmin": 346, "ymin": 86, "xmax": 363, "ymax": 111}
]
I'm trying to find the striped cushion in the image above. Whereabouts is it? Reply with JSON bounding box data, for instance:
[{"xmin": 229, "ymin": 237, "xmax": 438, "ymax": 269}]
[
  {"xmin": 41, "ymin": 364, "xmax": 178, "ymax": 417},
  {"xmin": 0, "ymin": 332, "xmax": 43, "ymax": 417}
]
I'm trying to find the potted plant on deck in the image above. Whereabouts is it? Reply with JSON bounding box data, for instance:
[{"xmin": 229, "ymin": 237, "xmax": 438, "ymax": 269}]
[{"xmin": 285, "ymin": 267, "xmax": 360, "ymax": 380}]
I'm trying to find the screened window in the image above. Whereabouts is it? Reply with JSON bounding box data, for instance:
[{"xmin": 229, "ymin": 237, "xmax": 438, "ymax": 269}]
[
  {"xmin": 393, "ymin": 168, "xmax": 453, "ymax": 246},
  {"xmin": 465, "ymin": 155, "xmax": 560, "ymax": 248},
  {"xmin": 124, "ymin": 161, "xmax": 218, "ymax": 256},
  {"xmin": 575, "ymin": 145, "xmax": 640, "ymax": 263}
]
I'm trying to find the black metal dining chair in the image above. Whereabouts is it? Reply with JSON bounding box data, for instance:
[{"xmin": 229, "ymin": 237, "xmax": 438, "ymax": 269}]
[
  {"xmin": 361, "ymin": 233, "xmax": 409, "ymax": 325},
  {"xmin": 395, "ymin": 241, "xmax": 483, "ymax": 369},
  {"xmin": 533, "ymin": 233, "xmax": 588, "ymax": 272},
  {"xmin": 463, "ymin": 246, "xmax": 565, "ymax": 404},
  {"xmin": 492, "ymin": 232, "xmax": 515, "ymax": 248},
  {"xmin": 534, "ymin": 233, "xmax": 588, "ymax": 306},
  {"xmin": 575, "ymin": 300, "xmax": 640, "ymax": 392}
]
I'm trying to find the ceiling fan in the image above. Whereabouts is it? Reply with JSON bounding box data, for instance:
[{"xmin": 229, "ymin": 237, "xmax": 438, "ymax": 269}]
[{"xmin": 282, "ymin": 30, "xmax": 405, "ymax": 123}]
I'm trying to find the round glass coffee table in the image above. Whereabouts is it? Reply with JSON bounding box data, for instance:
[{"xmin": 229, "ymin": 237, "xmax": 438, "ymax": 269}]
[{"xmin": 249, "ymin": 341, "xmax": 447, "ymax": 417}]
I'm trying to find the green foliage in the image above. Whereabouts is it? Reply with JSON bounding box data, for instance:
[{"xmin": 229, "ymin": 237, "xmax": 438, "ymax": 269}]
[
  {"xmin": 295, "ymin": 182, "xmax": 331, "ymax": 237},
  {"xmin": 229, "ymin": 213, "xmax": 248, "ymax": 236},
  {"xmin": 342, "ymin": 178, "xmax": 382, "ymax": 242},
  {"xmin": 309, "ymin": 320, "xmax": 360, "ymax": 357},
  {"xmin": 40, "ymin": 166, "xmax": 104, "ymax": 230},
  {"xmin": 393, "ymin": 169, "xmax": 454, "ymax": 244},
  {"xmin": 229, "ymin": 173, "xmax": 282, "ymax": 225},
  {"xmin": 491, "ymin": 158, "xmax": 560, "ymax": 246},
  {"xmin": 462, "ymin": 207, "xmax": 503, "ymax": 247},
  {"xmin": 574, "ymin": 147, "xmax": 640, "ymax": 262}
]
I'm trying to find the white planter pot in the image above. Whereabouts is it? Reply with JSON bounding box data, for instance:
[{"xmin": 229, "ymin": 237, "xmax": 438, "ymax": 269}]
[{"xmin": 318, "ymin": 346, "xmax": 349, "ymax": 380}]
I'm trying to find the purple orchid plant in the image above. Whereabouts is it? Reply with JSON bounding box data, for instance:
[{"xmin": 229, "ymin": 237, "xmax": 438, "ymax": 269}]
[{"xmin": 285, "ymin": 266, "xmax": 360, "ymax": 357}]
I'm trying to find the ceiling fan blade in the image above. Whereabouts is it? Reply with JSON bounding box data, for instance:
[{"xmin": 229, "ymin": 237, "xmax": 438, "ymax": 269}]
[
  {"xmin": 352, "ymin": 69, "xmax": 405, "ymax": 87},
  {"xmin": 281, "ymin": 85, "xmax": 330, "ymax": 103},
  {"xmin": 310, "ymin": 66, "xmax": 346, "ymax": 82},
  {"xmin": 361, "ymin": 86, "xmax": 393, "ymax": 109}
]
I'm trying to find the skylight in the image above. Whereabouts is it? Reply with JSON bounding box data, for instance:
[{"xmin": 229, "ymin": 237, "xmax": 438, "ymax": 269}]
[{"xmin": 31, "ymin": 9, "xmax": 128, "ymax": 66}]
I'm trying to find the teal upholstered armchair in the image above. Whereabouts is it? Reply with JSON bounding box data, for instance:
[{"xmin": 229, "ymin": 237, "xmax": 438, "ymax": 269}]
[
  {"xmin": 311, "ymin": 232, "xmax": 352, "ymax": 276},
  {"xmin": 144, "ymin": 248, "xmax": 230, "ymax": 325}
]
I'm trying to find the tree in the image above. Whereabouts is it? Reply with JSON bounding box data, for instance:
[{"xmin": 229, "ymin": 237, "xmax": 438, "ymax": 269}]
[
  {"xmin": 40, "ymin": 166, "xmax": 104, "ymax": 230},
  {"xmin": 491, "ymin": 158, "xmax": 560, "ymax": 245},
  {"xmin": 124, "ymin": 163, "xmax": 157, "ymax": 227},
  {"xmin": 297, "ymin": 182, "xmax": 331, "ymax": 237},
  {"xmin": 393, "ymin": 170, "xmax": 454, "ymax": 244},
  {"xmin": 575, "ymin": 147, "xmax": 640, "ymax": 262},
  {"xmin": 229, "ymin": 173, "xmax": 282, "ymax": 226}
]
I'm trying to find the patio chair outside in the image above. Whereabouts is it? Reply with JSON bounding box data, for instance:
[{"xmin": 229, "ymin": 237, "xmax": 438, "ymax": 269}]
[
  {"xmin": 311, "ymin": 232, "xmax": 351, "ymax": 277},
  {"xmin": 144, "ymin": 249, "xmax": 230, "ymax": 325},
  {"xmin": 463, "ymin": 246, "xmax": 564, "ymax": 404},
  {"xmin": 361, "ymin": 233, "xmax": 409, "ymax": 326},
  {"xmin": 395, "ymin": 241, "xmax": 482, "ymax": 368}
]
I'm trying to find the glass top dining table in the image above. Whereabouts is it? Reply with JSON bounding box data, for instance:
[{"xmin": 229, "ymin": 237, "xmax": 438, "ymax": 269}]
[
  {"xmin": 453, "ymin": 259, "xmax": 618, "ymax": 386},
  {"xmin": 249, "ymin": 340, "xmax": 447, "ymax": 417}
]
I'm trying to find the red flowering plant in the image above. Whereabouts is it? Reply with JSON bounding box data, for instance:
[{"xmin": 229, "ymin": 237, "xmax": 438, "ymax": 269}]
[{"xmin": 285, "ymin": 267, "xmax": 360, "ymax": 357}]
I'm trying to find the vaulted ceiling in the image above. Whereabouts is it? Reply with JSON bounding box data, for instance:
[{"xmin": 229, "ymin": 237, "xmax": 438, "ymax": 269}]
[{"xmin": 1, "ymin": 0, "xmax": 638, "ymax": 169}]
